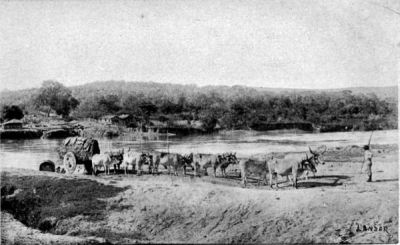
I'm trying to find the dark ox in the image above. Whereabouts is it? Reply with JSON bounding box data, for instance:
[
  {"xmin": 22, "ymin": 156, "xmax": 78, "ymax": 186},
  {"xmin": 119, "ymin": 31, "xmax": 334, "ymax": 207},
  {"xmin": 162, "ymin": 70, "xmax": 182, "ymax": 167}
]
[
  {"xmin": 192, "ymin": 153, "xmax": 219, "ymax": 177},
  {"xmin": 217, "ymin": 153, "xmax": 239, "ymax": 177},
  {"xmin": 304, "ymin": 146, "xmax": 326, "ymax": 179},
  {"xmin": 148, "ymin": 151, "xmax": 162, "ymax": 175},
  {"xmin": 180, "ymin": 153, "xmax": 194, "ymax": 175},
  {"xmin": 157, "ymin": 152, "xmax": 187, "ymax": 176},
  {"xmin": 267, "ymin": 153, "xmax": 317, "ymax": 189},
  {"xmin": 239, "ymin": 158, "xmax": 269, "ymax": 187}
]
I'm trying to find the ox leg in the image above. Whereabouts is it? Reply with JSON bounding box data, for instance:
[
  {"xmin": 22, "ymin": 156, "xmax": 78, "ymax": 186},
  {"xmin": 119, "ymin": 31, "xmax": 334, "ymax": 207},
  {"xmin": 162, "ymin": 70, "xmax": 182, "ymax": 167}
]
[
  {"xmin": 183, "ymin": 166, "xmax": 186, "ymax": 175},
  {"xmin": 263, "ymin": 172, "xmax": 268, "ymax": 186},
  {"xmin": 269, "ymin": 173, "xmax": 273, "ymax": 188},
  {"xmin": 213, "ymin": 167, "xmax": 217, "ymax": 178},
  {"xmin": 154, "ymin": 164, "xmax": 158, "ymax": 175},
  {"xmin": 196, "ymin": 163, "xmax": 201, "ymax": 177},
  {"xmin": 242, "ymin": 173, "xmax": 246, "ymax": 187}
]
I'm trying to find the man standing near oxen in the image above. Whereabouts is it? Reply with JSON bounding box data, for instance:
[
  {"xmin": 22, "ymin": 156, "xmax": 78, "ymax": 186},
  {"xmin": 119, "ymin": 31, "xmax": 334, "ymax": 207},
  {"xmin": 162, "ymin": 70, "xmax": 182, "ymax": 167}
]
[{"xmin": 361, "ymin": 145, "xmax": 373, "ymax": 182}]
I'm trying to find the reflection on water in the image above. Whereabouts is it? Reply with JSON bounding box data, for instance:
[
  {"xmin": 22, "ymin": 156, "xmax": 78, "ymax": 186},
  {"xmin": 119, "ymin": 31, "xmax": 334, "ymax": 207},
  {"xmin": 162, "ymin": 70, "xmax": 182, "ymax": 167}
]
[{"xmin": 1, "ymin": 130, "xmax": 398, "ymax": 170}]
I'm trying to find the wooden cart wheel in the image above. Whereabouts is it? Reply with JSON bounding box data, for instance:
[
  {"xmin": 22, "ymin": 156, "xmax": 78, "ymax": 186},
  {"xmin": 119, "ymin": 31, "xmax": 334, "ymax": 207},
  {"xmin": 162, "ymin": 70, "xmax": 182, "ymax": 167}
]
[
  {"xmin": 63, "ymin": 152, "xmax": 77, "ymax": 174},
  {"xmin": 39, "ymin": 160, "xmax": 55, "ymax": 172}
]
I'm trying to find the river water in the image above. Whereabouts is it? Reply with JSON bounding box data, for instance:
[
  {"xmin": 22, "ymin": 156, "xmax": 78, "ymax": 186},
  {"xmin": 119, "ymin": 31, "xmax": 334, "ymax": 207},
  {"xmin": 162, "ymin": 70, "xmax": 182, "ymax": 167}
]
[{"xmin": 0, "ymin": 130, "xmax": 398, "ymax": 170}]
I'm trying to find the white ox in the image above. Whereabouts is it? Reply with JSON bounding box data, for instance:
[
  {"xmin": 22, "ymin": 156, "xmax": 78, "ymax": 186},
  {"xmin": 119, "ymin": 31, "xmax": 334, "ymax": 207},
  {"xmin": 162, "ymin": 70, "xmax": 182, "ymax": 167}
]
[
  {"xmin": 267, "ymin": 153, "xmax": 317, "ymax": 189},
  {"xmin": 92, "ymin": 153, "xmax": 114, "ymax": 175},
  {"xmin": 120, "ymin": 151, "xmax": 143, "ymax": 175}
]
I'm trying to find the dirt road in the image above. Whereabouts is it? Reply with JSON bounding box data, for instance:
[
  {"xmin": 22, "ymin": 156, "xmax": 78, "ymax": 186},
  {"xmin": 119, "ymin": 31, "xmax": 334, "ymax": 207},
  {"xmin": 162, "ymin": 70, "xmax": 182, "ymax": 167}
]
[{"xmin": 1, "ymin": 144, "xmax": 398, "ymax": 244}]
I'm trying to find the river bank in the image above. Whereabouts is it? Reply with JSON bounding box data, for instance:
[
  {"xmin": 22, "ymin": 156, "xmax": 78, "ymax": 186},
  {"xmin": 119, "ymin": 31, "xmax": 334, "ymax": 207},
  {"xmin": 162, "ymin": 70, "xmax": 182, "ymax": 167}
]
[
  {"xmin": 1, "ymin": 143, "xmax": 398, "ymax": 244},
  {"xmin": 2, "ymin": 115, "xmax": 396, "ymax": 140}
]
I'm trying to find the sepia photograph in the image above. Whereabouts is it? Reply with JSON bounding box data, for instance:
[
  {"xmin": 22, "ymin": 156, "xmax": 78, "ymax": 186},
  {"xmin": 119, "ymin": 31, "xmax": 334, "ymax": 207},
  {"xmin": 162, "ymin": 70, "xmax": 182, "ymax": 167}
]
[{"xmin": 0, "ymin": 0, "xmax": 398, "ymax": 244}]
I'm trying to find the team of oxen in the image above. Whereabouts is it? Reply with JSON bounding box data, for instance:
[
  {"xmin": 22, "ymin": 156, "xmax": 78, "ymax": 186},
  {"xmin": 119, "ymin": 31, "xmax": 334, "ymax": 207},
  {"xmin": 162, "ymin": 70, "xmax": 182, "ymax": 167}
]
[{"xmin": 91, "ymin": 146, "xmax": 327, "ymax": 188}]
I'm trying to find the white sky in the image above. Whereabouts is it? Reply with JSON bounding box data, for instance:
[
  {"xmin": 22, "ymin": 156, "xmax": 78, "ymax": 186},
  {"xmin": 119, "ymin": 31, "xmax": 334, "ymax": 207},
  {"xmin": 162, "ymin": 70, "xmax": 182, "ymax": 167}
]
[{"xmin": 0, "ymin": 0, "xmax": 399, "ymax": 91}]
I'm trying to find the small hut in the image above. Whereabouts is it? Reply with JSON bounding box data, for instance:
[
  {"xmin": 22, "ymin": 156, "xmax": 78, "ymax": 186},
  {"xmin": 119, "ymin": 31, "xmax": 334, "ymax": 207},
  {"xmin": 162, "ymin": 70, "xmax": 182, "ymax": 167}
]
[{"xmin": 99, "ymin": 115, "xmax": 119, "ymax": 125}]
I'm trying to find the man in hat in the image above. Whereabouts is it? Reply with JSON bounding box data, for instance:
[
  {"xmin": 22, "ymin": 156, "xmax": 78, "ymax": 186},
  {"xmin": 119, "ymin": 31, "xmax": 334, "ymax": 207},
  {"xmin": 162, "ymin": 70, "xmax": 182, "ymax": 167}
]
[{"xmin": 361, "ymin": 145, "xmax": 373, "ymax": 182}]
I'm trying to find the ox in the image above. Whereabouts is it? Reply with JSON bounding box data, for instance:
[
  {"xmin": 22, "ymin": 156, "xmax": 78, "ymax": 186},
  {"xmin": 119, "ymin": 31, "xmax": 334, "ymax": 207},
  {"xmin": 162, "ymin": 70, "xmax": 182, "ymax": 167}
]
[
  {"xmin": 267, "ymin": 153, "xmax": 317, "ymax": 189},
  {"xmin": 156, "ymin": 152, "xmax": 184, "ymax": 176},
  {"xmin": 91, "ymin": 153, "xmax": 115, "ymax": 175},
  {"xmin": 121, "ymin": 150, "xmax": 143, "ymax": 175},
  {"xmin": 304, "ymin": 146, "xmax": 326, "ymax": 180},
  {"xmin": 180, "ymin": 153, "xmax": 194, "ymax": 175},
  {"xmin": 107, "ymin": 149, "xmax": 124, "ymax": 174},
  {"xmin": 217, "ymin": 153, "xmax": 239, "ymax": 177},
  {"xmin": 148, "ymin": 152, "xmax": 160, "ymax": 175},
  {"xmin": 239, "ymin": 158, "xmax": 269, "ymax": 187},
  {"xmin": 192, "ymin": 153, "xmax": 219, "ymax": 177},
  {"xmin": 192, "ymin": 153, "xmax": 238, "ymax": 177}
]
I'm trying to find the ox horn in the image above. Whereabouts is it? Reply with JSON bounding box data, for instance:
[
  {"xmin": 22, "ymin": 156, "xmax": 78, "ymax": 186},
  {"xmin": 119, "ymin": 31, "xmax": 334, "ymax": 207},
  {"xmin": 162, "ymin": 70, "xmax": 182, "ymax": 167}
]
[{"xmin": 308, "ymin": 146, "xmax": 315, "ymax": 155}]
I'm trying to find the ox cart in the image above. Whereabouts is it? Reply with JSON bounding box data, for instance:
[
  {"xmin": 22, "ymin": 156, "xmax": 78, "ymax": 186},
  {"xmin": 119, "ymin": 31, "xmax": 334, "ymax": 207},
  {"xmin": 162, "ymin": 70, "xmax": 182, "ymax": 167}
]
[{"xmin": 57, "ymin": 137, "xmax": 100, "ymax": 174}]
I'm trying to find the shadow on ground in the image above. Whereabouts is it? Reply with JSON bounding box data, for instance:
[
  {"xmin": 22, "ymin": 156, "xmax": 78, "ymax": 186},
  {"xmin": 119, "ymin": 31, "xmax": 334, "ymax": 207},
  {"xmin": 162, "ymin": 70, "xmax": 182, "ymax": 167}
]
[{"xmin": 1, "ymin": 172, "xmax": 128, "ymax": 234}]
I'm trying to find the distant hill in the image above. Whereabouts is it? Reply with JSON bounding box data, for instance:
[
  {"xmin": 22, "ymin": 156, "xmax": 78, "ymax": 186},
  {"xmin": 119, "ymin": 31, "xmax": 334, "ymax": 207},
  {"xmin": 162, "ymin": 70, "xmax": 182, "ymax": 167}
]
[
  {"xmin": 253, "ymin": 86, "xmax": 398, "ymax": 101},
  {"xmin": 71, "ymin": 81, "xmax": 398, "ymax": 101},
  {"xmin": 0, "ymin": 81, "xmax": 397, "ymax": 105},
  {"xmin": 1, "ymin": 80, "xmax": 396, "ymax": 132}
]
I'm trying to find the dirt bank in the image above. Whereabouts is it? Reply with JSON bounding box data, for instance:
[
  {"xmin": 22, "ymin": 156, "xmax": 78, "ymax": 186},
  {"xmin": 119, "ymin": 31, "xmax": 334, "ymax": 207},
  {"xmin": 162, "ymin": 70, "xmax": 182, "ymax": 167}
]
[{"xmin": 1, "ymin": 144, "xmax": 398, "ymax": 244}]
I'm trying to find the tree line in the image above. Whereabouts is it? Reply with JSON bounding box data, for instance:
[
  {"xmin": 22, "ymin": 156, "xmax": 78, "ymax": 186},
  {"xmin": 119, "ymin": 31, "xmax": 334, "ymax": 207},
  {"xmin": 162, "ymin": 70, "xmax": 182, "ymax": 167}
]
[{"xmin": 1, "ymin": 81, "xmax": 397, "ymax": 132}]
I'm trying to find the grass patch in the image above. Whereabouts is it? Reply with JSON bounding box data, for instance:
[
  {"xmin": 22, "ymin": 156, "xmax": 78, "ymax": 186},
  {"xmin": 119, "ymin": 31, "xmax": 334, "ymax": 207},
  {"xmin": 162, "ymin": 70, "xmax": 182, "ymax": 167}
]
[{"xmin": 1, "ymin": 172, "xmax": 127, "ymax": 233}]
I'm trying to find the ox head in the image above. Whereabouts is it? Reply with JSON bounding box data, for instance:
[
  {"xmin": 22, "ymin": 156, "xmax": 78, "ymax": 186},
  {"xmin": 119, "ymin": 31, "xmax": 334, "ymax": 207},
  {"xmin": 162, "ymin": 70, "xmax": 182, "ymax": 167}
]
[
  {"xmin": 140, "ymin": 152, "xmax": 152, "ymax": 165},
  {"xmin": 308, "ymin": 146, "xmax": 326, "ymax": 165},
  {"xmin": 229, "ymin": 152, "xmax": 239, "ymax": 164},
  {"xmin": 304, "ymin": 153, "xmax": 317, "ymax": 173}
]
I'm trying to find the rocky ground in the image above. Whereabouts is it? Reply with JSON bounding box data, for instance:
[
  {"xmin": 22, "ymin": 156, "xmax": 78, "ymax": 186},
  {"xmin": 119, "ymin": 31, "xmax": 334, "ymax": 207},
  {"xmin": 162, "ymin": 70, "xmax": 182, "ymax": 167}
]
[{"xmin": 1, "ymin": 144, "xmax": 398, "ymax": 244}]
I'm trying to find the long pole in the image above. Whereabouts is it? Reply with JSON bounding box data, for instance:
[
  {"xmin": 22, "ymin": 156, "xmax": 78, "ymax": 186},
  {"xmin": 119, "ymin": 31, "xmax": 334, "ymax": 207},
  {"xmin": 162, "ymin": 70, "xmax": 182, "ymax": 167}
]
[{"xmin": 367, "ymin": 131, "xmax": 374, "ymax": 147}]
